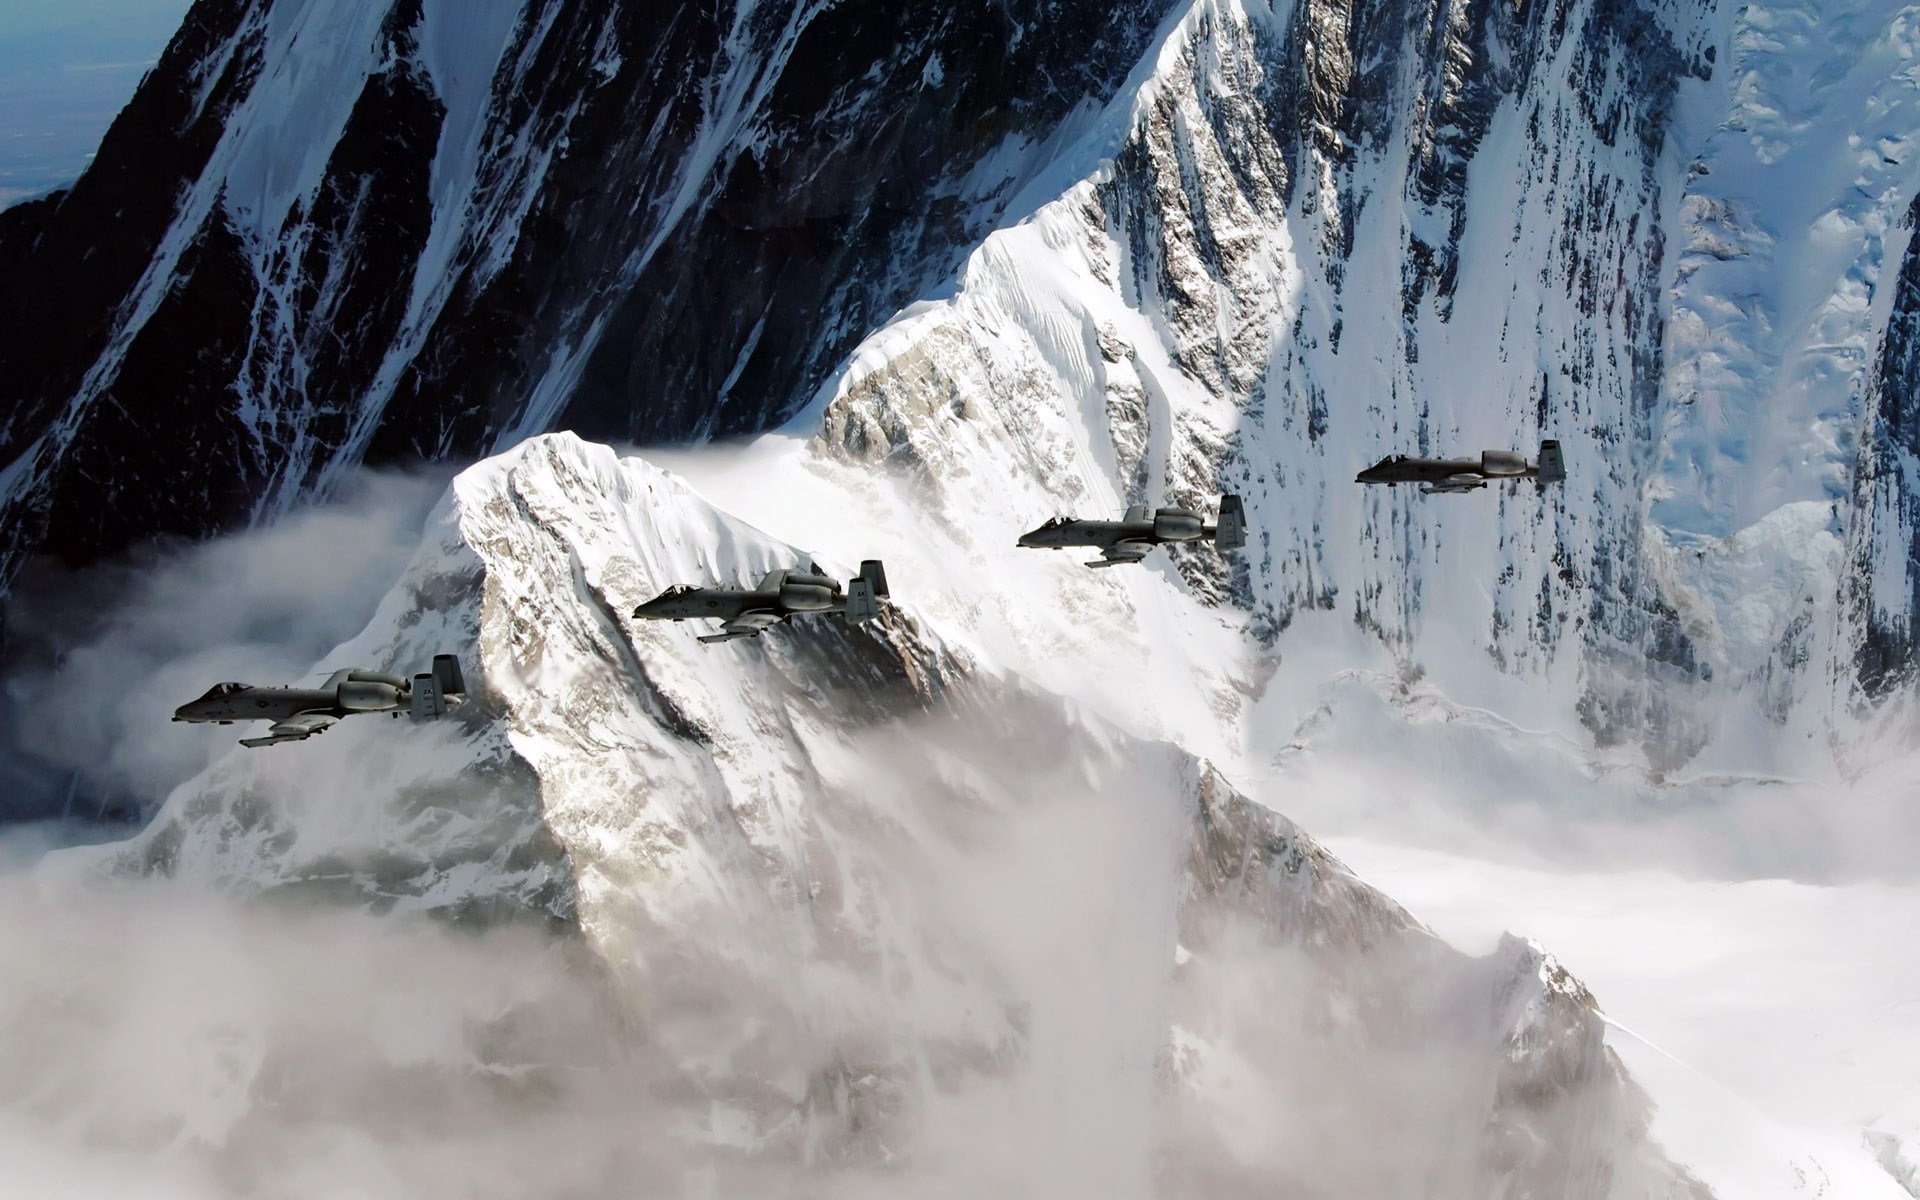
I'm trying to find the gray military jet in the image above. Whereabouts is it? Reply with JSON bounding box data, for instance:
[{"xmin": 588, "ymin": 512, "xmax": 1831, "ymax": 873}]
[
  {"xmin": 172, "ymin": 655, "xmax": 467, "ymax": 748},
  {"xmin": 1356, "ymin": 439, "xmax": 1565, "ymax": 495},
  {"xmin": 1018, "ymin": 496, "xmax": 1247, "ymax": 568},
  {"xmin": 633, "ymin": 561, "xmax": 890, "ymax": 644}
]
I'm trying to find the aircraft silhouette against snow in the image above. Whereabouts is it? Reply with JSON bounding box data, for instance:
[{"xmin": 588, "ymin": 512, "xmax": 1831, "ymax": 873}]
[
  {"xmin": 1355, "ymin": 439, "xmax": 1566, "ymax": 495},
  {"xmin": 1018, "ymin": 495, "xmax": 1248, "ymax": 568},
  {"xmin": 632, "ymin": 561, "xmax": 891, "ymax": 645},
  {"xmin": 172, "ymin": 655, "xmax": 468, "ymax": 748}
]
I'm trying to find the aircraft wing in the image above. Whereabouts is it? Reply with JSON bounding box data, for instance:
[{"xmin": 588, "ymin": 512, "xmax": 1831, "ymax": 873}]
[
  {"xmin": 1421, "ymin": 475, "xmax": 1487, "ymax": 494},
  {"xmin": 699, "ymin": 608, "xmax": 785, "ymax": 645},
  {"xmin": 239, "ymin": 712, "xmax": 337, "ymax": 748},
  {"xmin": 1086, "ymin": 541, "xmax": 1154, "ymax": 569}
]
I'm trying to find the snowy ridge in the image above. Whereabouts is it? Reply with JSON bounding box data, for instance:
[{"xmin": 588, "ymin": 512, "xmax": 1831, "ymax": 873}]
[
  {"xmin": 7, "ymin": 0, "xmax": 1920, "ymax": 762},
  {"xmin": 810, "ymin": 0, "xmax": 1725, "ymax": 763},
  {"xmin": 0, "ymin": 0, "xmax": 1180, "ymax": 581},
  {"xmin": 73, "ymin": 432, "xmax": 1702, "ymax": 1195},
  {"xmin": 805, "ymin": 0, "xmax": 1920, "ymax": 771}
]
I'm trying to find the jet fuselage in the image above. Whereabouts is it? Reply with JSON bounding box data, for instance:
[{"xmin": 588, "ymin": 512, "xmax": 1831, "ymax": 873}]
[
  {"xmin": 632, "ymin": 573, "xmax": 840, "ymax": 623},
  {"xmin": 633, "ymin": 563, "xmax": 890, "ymax": 644},
  {"xmin": 172, "ymin": 658, "xmax": 466, "ymax": 747},
  {"xmin": 171, "ymin": 684, "xmax": 351, "ymax": 724},
  {"xmin": 1355, "ymin": 442, "xmax": 1564, "ymax": 494},
  {"xmin": 1353, "ymin": 457, "xmax": 1490, "ymax": 485},
  {"xmin": 1017, "ymin": 497, "xmax": 1244, "ymax": 568}
]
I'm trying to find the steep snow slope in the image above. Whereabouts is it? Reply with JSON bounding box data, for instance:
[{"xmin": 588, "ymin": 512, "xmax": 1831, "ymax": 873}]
[
  {"xmin": 781, "ymin": 0, "xmax": 1920, "ymax": 770},
  {"xmin": 0, "ymin": 0, "xmax": 1177, "ymax": 579},
  {"xmin": 1653, "ymin": 0, "xmax": 1920, "ymax": 743},
  {"xmin": 787, "ymin": 0, "xmax": 1724, "ymax": 765},
  {"xmin": 49, "ymin": 433, "xmax": 1705, "ymax": 1197},
  {"xmin": 8, "ymin": 0, "xmax": 1920, "ymax": 762}
]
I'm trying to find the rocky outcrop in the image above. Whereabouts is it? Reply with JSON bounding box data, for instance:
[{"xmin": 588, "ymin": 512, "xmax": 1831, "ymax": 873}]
[{"xmin": 0, "ymin": 0, "xmax": 1176, "ymax": 581}]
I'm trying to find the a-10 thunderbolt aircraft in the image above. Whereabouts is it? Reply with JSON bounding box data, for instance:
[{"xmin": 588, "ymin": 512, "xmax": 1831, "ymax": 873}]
[
  {"xmin": 1017, "ymin": 496, "xmax": 1247, "ymax": 568},
  {"xmin": 633, "ymin": 560, "xmax": 890, "ymax": 644},
  {"xmin": 172, "ymin": 655, "xmax": 467, "ymax": 748},
  {"xmin": 1356, "ymin": 439, "xmax": 1566, "ymax": 494}
]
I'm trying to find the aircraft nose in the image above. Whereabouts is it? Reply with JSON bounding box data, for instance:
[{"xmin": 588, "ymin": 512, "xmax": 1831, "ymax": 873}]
[{"xmin": 634, "ymin": 592, "xmax": 680, "ymax": 619}]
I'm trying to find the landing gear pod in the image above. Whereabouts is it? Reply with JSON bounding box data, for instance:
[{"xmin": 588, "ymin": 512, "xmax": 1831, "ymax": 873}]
[
  {"xmin": 1537, "ymin": 440, "xmax": 1566, "ymax": 484},
  {"xmin": 1215, "ymin": 495, "xmax": 1247, "ymax": 551}
]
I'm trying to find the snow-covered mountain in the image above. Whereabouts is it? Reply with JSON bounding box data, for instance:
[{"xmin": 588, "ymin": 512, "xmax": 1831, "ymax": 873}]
[
  {"xmin": 0, "ymin": 0, "xmax": 1174, "ymax": 576},
  {"xmin": 6, "ymin": 0, "xmax": 1918, "ymax": 764},
  {"xmin": 68, "ymin": 432, "xmax": 1709, "ymax": 1196},
  {"xmin": 7, "ymin": 0, "xmax": 1920, "ymax": 1191}
]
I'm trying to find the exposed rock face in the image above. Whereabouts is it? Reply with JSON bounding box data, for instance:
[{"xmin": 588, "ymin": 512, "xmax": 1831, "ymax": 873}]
[
  {"xmin": 81, "ymin": 434, "xmax": 1701, "ymax": 1195},
  {"xmin": 1847, "ymin": 195, "xmax": 1920, "ymax": 704},
  {"xmin": 0, "ymin": 0, "xmax": 1175, "ymax": 578}
]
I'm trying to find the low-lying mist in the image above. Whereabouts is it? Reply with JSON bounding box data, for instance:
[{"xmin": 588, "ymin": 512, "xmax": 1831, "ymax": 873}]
[
  {"xmin": 0, "ymin": 687, "xmax": 1678, "ymax": 1199},
  {"xmin": 0, "ymin": 469, "xmax": 448, "ymax": 826},
  {"xmin": 0, "ymin": 442, "xmax": 1732, "ymax": 1197}
]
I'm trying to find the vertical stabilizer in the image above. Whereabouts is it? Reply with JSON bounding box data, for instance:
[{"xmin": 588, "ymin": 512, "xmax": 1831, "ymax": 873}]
[
  {"xmin": 410, "ymin": 673, "xmax": 445, "ymax": 722},
  {"xmin": 1214, "ymin": 495, "xmax": 1247, "ymax": 550},
  {"xmin": 845, "ymin": 561, "xmax": 888, "ymax": 625},
  {"xmin": 1537, "ymin": 440, "xmax": 1566, "ymax": 483},
  {"xmin": 432, "ymin": 654, "xmax": 466, "ymax": 697}
]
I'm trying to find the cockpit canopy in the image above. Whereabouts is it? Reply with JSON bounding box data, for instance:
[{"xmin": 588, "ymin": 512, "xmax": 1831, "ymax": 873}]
[{"xmin": 196, "ymin": 682, "xmax": 248, "ymax": 701}]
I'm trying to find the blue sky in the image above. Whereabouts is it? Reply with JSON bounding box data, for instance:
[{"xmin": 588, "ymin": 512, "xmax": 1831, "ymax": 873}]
[{"xmin": 0, "ymin": 0, "xmax": 194, "ymax": 206}]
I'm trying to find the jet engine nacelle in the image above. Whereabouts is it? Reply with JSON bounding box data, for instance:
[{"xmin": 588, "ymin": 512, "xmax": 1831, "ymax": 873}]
[
  {"xmin": 779, "ymin": 581, "xmax": 837, "ymax": 612},
  {"xmin": 1153, "ymin": 509, "xmax": 1204, "ymax": 540},
  {"xmin": 337, "ymin": 680, "xmax": 402, "ymax": 711},
  {"xmin": 346, "ymin": 669, "xmax": 408, "ymax": 689},
  {"xmin": 1480, "ymin": 450, "xmax": 1528, "ymax": 477}
]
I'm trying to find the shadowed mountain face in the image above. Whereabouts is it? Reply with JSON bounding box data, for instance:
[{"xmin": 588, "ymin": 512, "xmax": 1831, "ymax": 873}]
[{"xmin": 0, "ymin": 0, "xmax": 1176, "ymax": 579}]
